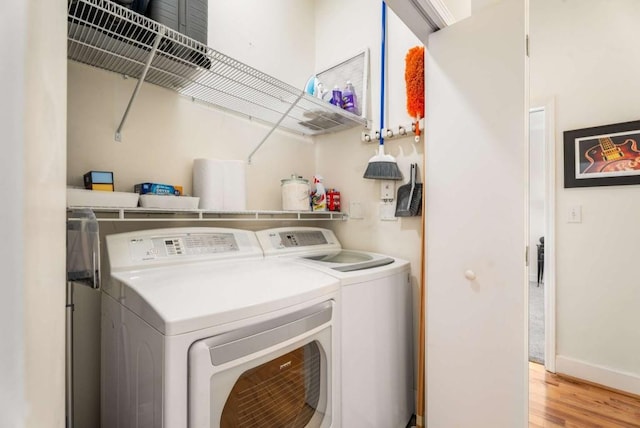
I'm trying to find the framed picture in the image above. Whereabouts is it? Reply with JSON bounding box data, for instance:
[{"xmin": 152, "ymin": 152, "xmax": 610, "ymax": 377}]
[{"xmin": 563, "ymin": 119, "xmax": 640, "ymax": 188}]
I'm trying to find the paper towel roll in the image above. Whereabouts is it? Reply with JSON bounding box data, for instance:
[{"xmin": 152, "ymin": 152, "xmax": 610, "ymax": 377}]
[
  {"xmin": 222, "ymin": 160, "xmax": 247, "ymax": 211},
  {"xmin": 193, "ymin": 159, "xmax": 246, "ymax": 211},
  {"xmin": 193, "ymin": 159, "xmax": 224, "ymax": 210}
]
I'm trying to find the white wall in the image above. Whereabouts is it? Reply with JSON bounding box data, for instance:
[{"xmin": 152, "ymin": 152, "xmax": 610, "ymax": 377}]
[
  {"xmin": 0, "ymin": 0, "xmax": 67, "ymax": 426},
  {"xmin": 531, "ymin": 0, "xmax": 640, "ymax": 394},
  {"xmin": 208, "ymin": 0, "xmax": 315, "ymax": 87}
]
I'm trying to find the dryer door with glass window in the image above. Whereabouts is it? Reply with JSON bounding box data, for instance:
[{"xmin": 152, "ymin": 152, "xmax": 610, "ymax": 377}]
[{"xmin": 188, "ymin": 301, "xmax": 334, "ymax": 428}]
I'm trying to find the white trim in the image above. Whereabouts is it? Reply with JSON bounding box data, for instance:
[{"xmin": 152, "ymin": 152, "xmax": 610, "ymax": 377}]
[
  {"xmin": 421, "ymin": 0, "xmax": 456, "ymax": 26},
  {"xmin": 543, "ymin": 98, "xmax": 556, "ymax": 374},
  {"xmin": 556, "ymin": 355, "xmax": 640, "ymax": 396},
  {"xmin": 0, "ymin": 2, "xmax": 26, "ymax": 426},
  {"xmin": 529, "ymin": 97, "xmax": 556, "ymax": 374}
]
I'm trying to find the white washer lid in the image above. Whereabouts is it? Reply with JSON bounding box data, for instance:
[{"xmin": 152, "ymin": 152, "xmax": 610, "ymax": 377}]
[
  {"xmin": 108, "ymin": 259, "xmax": 339, "ymax": 335},
  {"xmin": 256, "ymin": 227, "xmax": 409, "ymax": 284},
  {"xmin": 297, "ymin": 250, "xmax": 410, "ymax": 285}
]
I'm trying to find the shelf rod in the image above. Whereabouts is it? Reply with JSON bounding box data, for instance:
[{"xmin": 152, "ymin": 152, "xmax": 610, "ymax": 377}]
[
  {"xmin": 115, "ymin": 28, "xmax": 165, "ymax": 142},
  {"xmin": 247, "ymin": 91, "xmax": 305, "ymax": 164}
]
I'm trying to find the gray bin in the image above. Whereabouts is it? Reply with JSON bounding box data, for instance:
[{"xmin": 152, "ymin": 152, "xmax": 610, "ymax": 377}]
[{"xmin": 148, "ymin": 0, "xmax": 208, "ymax": 44}]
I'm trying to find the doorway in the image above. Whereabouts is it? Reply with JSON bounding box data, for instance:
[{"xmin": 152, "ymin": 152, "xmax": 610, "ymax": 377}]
[{"xmin": 528, "ymin": 100, "xmax": 556, "ymax": 373}]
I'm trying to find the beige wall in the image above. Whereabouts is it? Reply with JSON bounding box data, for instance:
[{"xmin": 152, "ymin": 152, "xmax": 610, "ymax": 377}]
[
  {"xmin": 67, "ymin": 62, "xmax": 317, "ymax": 209},
  {"xmin": 68, "ymin": 0, "xmax": 423, "ymax": 304},
  {"xmin": 531, "ymin": 0, "xmax": 640, "ymax": 393},
  {"xmin": 314, "ymin": 0, "xmax": 422, "ymax": 281}
]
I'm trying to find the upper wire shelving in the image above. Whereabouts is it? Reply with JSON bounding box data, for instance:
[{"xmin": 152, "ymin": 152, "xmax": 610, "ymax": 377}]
[{"xmin": 67, "ymin": 0, "xmax": 366, "ymax": 149}]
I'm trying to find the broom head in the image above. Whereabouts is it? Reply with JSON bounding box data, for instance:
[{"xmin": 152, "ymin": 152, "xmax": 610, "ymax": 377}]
[{"xmin": 363, "ymin": 145, "xmax": 403, "ymax": 180}]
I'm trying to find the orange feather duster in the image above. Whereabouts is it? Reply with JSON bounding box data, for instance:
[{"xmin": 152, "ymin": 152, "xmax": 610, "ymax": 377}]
[{"xmin": 405, "ymin": 46, "xmax": 425, "ymax": 142}]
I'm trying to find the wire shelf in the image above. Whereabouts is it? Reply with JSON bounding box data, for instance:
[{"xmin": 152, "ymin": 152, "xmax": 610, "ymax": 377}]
[
  {"xmin": 66, "ymin": 207, "xmax": 348, "ymax": 222},
  {"xmin": 67, "ymin": 0, "xmax": 367, "ymax": 137}
]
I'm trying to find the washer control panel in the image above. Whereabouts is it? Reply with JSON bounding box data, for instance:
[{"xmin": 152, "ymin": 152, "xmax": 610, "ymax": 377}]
[
  {"xmin": 279, "ymin": 231, "xmax": 328, "ymax": 248},
  {"xmin": 256, "ymin": 227, "xmax": 341, "ymax": 256}
]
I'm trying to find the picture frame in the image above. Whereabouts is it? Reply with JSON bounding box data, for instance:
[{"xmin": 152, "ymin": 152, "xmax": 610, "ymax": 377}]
[{"xmin": 563, "ymin": 119, "xmax": 640, "ymax": 188}]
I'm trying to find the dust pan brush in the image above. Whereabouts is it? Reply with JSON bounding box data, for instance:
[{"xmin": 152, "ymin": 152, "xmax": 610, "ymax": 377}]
[{"xmin": 364, "ymin": 1, "xmax": 402, "ymax": 180}]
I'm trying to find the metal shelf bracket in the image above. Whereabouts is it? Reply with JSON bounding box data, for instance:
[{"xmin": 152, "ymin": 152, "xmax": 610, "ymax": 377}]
[
  {"xmin": 115, "ymin": 28, "xmax": 166, "ymax": 142},
  {"xmin": 247, "ymin": 91, "xmax": 305, "ymax": 165}
]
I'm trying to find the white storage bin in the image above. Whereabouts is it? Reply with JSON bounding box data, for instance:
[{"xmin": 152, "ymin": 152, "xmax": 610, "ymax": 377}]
[
  {"xmin": 67, "ymin": 188, "xmax": 139, "ymax": 208},
  {"xmin": 139, "ymin": 194, "xmax": 200, "ymax": 209}
]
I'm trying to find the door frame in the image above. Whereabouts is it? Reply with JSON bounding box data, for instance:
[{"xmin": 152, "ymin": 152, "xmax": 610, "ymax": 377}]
[{"xmin": 530, "ymin": 97, "xmax": 556, "ymax": 373}]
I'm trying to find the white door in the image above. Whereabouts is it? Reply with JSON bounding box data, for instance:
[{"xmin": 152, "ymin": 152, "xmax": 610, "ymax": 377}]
[{"xmin": 425, "ymin": 0, "xmax": 528, "ymax": 426}]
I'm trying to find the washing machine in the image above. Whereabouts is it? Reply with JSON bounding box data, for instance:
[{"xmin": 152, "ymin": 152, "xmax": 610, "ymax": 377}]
[
  {"xmin": 256, "ymin": 227, "xmax": 414, "ymax": 428},
  {"xmin": 102, "ymin": 227, "xmax": 341, "ymax": 428}
]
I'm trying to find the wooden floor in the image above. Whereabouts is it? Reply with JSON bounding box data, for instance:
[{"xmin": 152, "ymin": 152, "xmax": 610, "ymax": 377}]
[{"xmin": 529, "ymin": 362, "xmax": 640, "ymax": 427}]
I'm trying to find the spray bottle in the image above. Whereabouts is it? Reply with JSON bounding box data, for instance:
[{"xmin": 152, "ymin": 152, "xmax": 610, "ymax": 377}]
[{"xmin": 311, "ymin": 176, "xmax": 327, "ymax": 211}]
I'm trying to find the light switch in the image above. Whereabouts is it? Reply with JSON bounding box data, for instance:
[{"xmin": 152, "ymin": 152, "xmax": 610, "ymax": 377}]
[
  {"xmin": 568, "ymin": 205, "xmax": 582, "ymax": 223},
  {"xmin": 380, "ymin": 180, "xmax": 395, "ymax": 200}
]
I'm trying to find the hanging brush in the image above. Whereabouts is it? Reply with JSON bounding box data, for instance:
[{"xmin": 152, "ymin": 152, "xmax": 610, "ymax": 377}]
[
  {"xmin": 405, "ymin": 46, "xmax": 425, "ymax": 143},
  {"xmin": 363, "ymin": 1, "xmax": 403, "ymax": 180}
]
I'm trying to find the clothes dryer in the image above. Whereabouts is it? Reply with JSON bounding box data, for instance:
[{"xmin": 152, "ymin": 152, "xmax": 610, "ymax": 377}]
[
  {"xmin": 256, "ymin": 227, "xmax": 414, "ymax": 428},
  {"xmin": 102, "ymin": 227, "xmax": 341, "ymax": 428}
]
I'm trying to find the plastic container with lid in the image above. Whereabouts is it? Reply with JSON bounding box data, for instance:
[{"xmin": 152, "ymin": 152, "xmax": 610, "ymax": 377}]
[{"xmin": 281, "ymin": 175, "xmax": 311, "ymax": 211}]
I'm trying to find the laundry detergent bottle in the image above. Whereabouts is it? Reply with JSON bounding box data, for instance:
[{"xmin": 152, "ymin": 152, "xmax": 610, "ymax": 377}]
[
  {"xmin": 311, "ymin": 176, "xmax": 327, "ymax": 211},
  {"xmin": 342, "ymin": 80, "xmax": 359, "ymax": 115}
]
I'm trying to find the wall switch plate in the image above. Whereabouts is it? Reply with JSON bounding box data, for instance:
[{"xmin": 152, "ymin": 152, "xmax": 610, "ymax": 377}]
[
  {"xmin": 381, "ymin": 180, "xmax": 395, "ymax": 200},
  {"xmin": 349, "ymin": 201, "xmax": 364, "ymax": 219},
  {"xmin": 568, "ymin": 205, "xmax": 582, "ymax": 223},
  {"xmin": 380, "ymin": 201, "xmax": 397, "ymax": 221}
]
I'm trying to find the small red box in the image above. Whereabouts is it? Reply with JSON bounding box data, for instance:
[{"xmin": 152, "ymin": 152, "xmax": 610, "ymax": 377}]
[{"xmin": 327, "ymin": 189, "xmax": 341, "ymax": 212}]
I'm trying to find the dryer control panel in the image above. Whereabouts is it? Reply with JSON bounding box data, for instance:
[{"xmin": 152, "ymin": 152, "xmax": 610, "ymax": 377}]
[
  {"xmin": 106, "ymin": 227, "xmax": 263, "ymax": 271},
  {"xmin": 129, "ymin": 233, "xmax": 239, "ymax": 261}
]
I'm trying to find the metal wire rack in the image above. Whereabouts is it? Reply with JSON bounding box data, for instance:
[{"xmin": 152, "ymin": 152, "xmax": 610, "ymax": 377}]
[{"xmin": 67, "ymin": 0, "xmax": 367, "ymax": 148}]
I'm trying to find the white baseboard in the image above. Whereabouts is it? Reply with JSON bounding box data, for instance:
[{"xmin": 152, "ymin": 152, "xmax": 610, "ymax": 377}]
[{"xmin": 556, "ymin": 355, "xmax": 640, "ymax": 396}]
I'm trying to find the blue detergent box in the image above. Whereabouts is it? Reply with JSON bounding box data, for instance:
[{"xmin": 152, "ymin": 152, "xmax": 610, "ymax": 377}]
[{"xmin": 134, "ymin": 183, "xmax": 182, "ymax": 196}]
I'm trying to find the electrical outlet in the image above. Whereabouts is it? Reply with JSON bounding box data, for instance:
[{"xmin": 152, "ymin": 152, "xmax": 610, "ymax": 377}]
[
  {"xmin": 380, "ymin": 201, "xmax": 397, "ymax": 221},
  {"xmin": 380, "ymin": 180, "xmax": 395, "ymax": 200}
]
